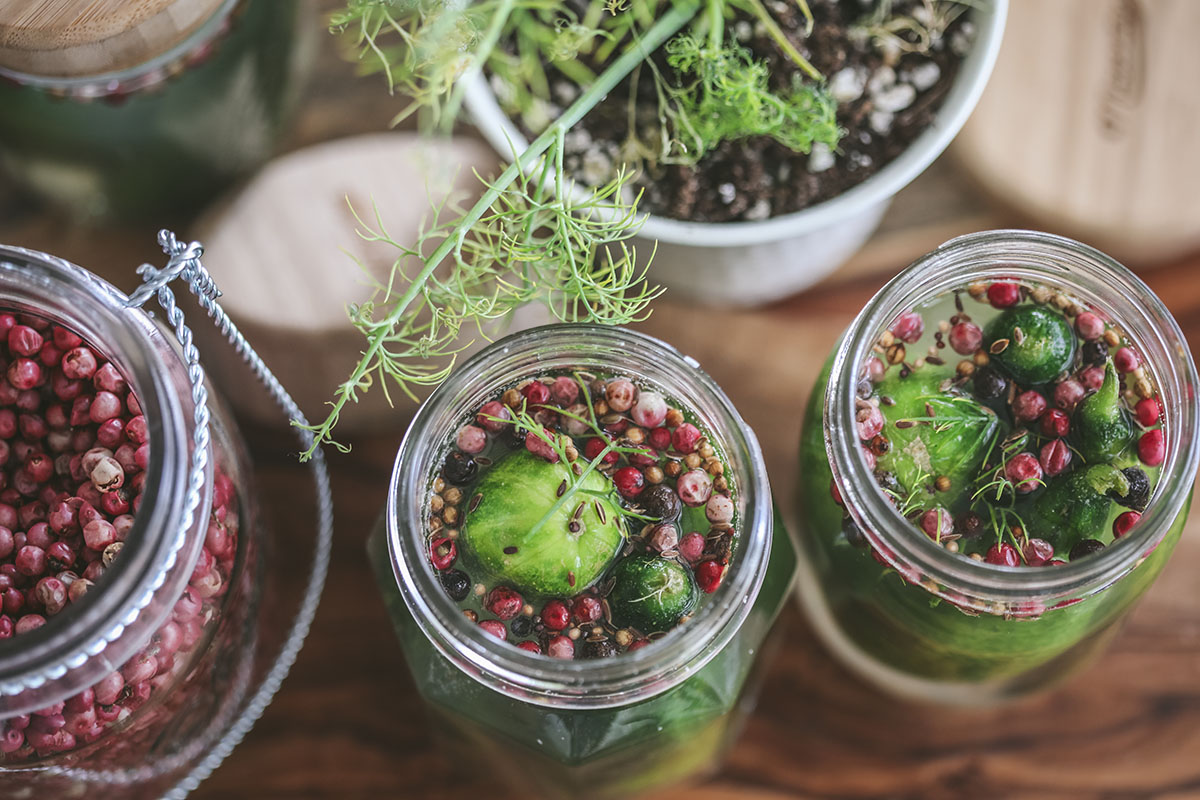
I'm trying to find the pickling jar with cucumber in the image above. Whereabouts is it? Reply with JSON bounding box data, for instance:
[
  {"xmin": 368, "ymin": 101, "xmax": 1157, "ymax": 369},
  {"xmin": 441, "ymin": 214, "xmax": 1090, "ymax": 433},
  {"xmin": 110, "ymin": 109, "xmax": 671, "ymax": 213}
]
[{"xmin": 796, "ymin": 230, "xmax": 1199, "ymax": 704}]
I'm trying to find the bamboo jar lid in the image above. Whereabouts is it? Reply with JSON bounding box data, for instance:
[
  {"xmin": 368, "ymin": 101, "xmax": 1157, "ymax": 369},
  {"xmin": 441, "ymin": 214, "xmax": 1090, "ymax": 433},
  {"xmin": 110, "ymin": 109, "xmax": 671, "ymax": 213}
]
[
  {"xmin": 953, "ymin": 0, "xmax": 1200, "ymax": 264},
  {"xmin": 191, "ymin": 132, "xmax": 550, "ymax": 433},
  {"xmin": 0, "ymin": 0, "xmax": 228, "ymax": 78}
]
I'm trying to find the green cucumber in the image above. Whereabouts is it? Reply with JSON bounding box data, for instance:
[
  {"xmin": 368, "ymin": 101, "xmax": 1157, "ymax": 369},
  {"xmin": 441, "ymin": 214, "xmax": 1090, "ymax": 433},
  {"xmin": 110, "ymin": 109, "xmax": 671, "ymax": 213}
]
[
  {"xmin": 985, "ymin": 306, "xmax": 1076, "ymax": 385},
  {"xmin": 1073, "ymin": 360, "xmax": 1133, "ymax": 464},
  {"xmin": 609, "ymin": 556, "xmax": 698, "ymax": 633}
]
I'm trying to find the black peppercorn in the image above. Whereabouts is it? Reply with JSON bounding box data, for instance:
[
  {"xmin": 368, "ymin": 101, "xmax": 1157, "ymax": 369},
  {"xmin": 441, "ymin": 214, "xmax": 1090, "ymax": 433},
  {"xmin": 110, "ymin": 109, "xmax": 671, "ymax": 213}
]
[
  {"xmin": 1112, "ymin": 467, "xmax": 1150, "ymax": 511},
  {"xmin": 510, "ymin": 615, "xmax": 533, "ymax": 638},
  {"xmin": 1081, "ymin": 340, "xmax": 1109, "ymax": 367},
  {"xmin": 955, "ymin": 512, "xmax": 984, "ymax": 539},
  {"xmin": 443, "ymin": 452, "xmax": 477, "ymax": 485},
  {"xmin": 582, "ymin": 639, "xmax": 618, "ymax": 659},
  {"xmin": 1069, "ymin": 538, "xmax": 1106, "ymax": 561},
  {"xmin": 642, "ymin": 484, "xmax": 681, "ymax": 522},
  {"xmin": 973, "ymin": 366, "xmax": 1008, "ymax": 400},
  {"xmin": 440, "ymin": 569, "xmax": 471, "ymax": 601},
  {"xmin": 841, "ymin": 516, "xmax": 869, "ymax": 548}
]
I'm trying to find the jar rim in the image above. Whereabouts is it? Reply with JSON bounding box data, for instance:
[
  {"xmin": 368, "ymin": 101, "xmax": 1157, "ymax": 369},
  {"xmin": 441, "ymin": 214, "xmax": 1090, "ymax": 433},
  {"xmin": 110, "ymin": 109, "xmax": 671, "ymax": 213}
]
[
  {"xmin": 386, "ymin": 323, "xmax": 772, "ymax": 709},
  {"xmin": 0, "ymin": 245, "xmax": 202, "ymax": 711},
  {"xmin": 825, "ymin": 229, "xmax": 1200, "ymax": 605}
]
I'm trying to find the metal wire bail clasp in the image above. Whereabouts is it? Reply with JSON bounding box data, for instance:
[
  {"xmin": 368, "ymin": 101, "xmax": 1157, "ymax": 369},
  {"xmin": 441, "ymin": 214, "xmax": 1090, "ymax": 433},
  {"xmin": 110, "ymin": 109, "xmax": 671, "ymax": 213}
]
[{"xmin": 124, "ymin": 230, "xmax": 221, "ymax": 311}]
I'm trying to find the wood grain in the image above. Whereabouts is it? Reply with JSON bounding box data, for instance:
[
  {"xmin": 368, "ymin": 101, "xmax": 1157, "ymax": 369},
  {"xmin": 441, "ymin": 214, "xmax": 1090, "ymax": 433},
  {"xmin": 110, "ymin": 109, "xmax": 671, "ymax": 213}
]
[
  {"xmin": 2, "ymin": 5, "xmax": 1199, "ymax": 798},
  {"xmin": 0, "ymin": 0, "xmax": 225, "ymax": 77}
]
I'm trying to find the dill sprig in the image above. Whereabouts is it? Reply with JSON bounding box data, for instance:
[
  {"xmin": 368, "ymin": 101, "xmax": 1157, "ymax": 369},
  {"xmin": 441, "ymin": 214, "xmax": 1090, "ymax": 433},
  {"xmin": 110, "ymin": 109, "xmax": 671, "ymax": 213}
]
[{"xmin": 851, "ymin": 0, "xmax": 978, "ymax": 55}]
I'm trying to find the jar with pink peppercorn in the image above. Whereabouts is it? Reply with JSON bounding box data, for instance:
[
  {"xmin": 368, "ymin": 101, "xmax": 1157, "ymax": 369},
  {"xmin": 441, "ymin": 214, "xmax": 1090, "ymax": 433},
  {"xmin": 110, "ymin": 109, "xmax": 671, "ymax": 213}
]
[
  {"xmin": 797, "ymin": 231, "xmax": 1199, "ymax": 703},
  {"xmin": 0, "ymin": 236, "xmax": 332, "ymax": 797}
]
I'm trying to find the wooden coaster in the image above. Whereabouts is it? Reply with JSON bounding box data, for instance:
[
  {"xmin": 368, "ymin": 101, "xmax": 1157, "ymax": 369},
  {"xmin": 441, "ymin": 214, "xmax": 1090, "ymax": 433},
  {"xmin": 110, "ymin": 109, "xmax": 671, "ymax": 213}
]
[
  {"xmin": 191, "ymin": 132, "xmax": 549, "ymax": 433},
  {"xmin": 0, "ymin": 0, "xmax": 227, "ymax": 77},
  {"xmin": 952, "ymin": 0, "xmax": 1200, "ymax": 264}
]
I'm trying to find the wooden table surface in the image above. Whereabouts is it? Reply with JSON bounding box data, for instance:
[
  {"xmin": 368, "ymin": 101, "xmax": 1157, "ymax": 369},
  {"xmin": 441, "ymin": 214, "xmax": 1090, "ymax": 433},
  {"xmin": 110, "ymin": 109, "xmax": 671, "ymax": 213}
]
[{"xmin": 3, "ymin": 10, "xmax": 1200, "ymax": 799}]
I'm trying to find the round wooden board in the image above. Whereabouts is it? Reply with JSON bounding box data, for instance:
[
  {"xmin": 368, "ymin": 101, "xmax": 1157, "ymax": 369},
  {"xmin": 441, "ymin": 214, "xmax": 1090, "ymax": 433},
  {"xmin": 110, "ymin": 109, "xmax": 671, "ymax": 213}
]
[
  {"xmin": 0, "ymin": 0, "xmax": 226, "ymax": 77},
  {"xmin": 953, "ymin": 0, "xmax": 1200, "ymax": 263},
  {"xmin": 191, "ymin": 132, "xmax": 549, "ymax": 433}
]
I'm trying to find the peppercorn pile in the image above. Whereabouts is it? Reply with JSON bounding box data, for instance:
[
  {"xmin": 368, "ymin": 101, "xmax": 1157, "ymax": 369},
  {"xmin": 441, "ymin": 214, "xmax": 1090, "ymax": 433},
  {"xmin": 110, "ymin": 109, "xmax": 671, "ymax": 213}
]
[
  {"xmin": 836, "ymin": 280, "xmax": 1164, "ymax": 569},
  {"xmin": 427, "ymin": 371, "xmax": 737, "ymax": 659},
  {"xmin": 0, "ymin": 312, "xmax": 239, "ymax": 762}
]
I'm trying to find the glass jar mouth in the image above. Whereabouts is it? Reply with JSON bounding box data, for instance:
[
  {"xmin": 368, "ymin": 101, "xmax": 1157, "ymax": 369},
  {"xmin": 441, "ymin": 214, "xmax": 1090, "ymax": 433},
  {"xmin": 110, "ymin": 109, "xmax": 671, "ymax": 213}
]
[
  {"xmin": 0, "ymin": 246, "xmax": 202, "ymax": 709},
  {"xmin": 826, "ymin": 230, "xmax": 1200, "ymax": 604},
  {"xmin": 0, "ymin": 0, "xmax": 237, "ymax": 93},
  {"xmin": 387, "ymin": 324, "xmax": 772, "ymax": 709}
]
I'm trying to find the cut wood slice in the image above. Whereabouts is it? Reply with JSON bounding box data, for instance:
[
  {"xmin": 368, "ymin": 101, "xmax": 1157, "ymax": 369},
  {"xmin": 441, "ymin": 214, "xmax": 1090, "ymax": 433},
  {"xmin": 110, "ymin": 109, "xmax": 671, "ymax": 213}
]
[
  {"xmin": 952, "ymin": 0, "xmax": 1200, "ymax": 265},
  {"xmin": 191, "ymin": 132, "xmax": 550, "ymax": 433},
  {"xmin": 0, "ymin": 0, "xmax": 227, "ymax": 77}
]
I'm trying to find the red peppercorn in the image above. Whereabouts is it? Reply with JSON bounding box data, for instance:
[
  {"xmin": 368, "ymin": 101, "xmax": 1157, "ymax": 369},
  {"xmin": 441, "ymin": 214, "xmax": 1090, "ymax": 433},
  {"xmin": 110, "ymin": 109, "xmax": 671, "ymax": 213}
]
[
  {"xmin": 1113, "ymin": 511, "xmax": 1141, "ymax": 538},
  {"xmin": 540, "ymin": 599, "xmax": 570, "ymax": 631},
  {"xmin": 524, "ymin": 430, "xmax": 559, "ymax": 463},
  {"xmin": 676, "ymin": 469, "xmax": 713, "ymax": 507},
  {"xmin": 571, "ymin": 595, "xmax": 602, "ymax": 624},
  {"xmin": 549, "ymin": 376, "xmax": 579, "ymax": 407},
  {"xmin": 1023, "ymin": 538, "xmax": 1055, "ymax": 567},
  {"xmin": 647, "ymin": 426, "xmax": 672, "ymax": 451},
  {"xmin": 678, "ymin": 531, "xmax": 706, "ymax": 564},
  {"xmin": 546, "ymin": 635, "xmax": 574, "ymax": 659},
  {"xmin": 1053, "ymin": 380, "xmax": 1086, "ymax": 411},
  {"xmin": 1079, "ymin": 365, "xmax": 1105, "ymax": 392},
  {"xmin": 985, "ymin": 542, "xmax": 1021, "ymax": 567},
  {"xmin": 583, "ymin": 437, "xmax": 618, "ymax": 465},
  {"xmin": 672, "ymin": 423, "xmax": 701, "ymax": 454},
  {"xmin": 486, "ymin": 586, "xmax": 524, "ymax": 621},
  {"xmin": 1134, "ymin": 398, "xmax": 1160, "ymax": 428},
  {"xmin": 7, "ymin": 359, "xmax": 42, "ymax": 391},
  {"xmin": 92, "ymin": 363, "xmax": 126, "ymax": 394},
  {"xmin": 7, "ymin": 326, "xmax": 43, "ymax": 358},
  {"xmin": 429, "ymin": 536, "xmax": 457, "ymax": 570},
  {"xmin": 1138, "ymin": 429, "xmax": 1165, "ymax": 467},
  {"xmin": 918, "ymin": 508, "xmax": 953, "ymax": 540},
  {"xmin": 987, "ymin": 282, "xmax": 1021, "ymax": 308},
  {"xmin": 520, "ymin": 380, "xmax": 551, "ymax": 407},
  {"xmin": 1041, "ymin": 408, "xmax": 1071, "ymax": 438},
  {"xmin": 604, "ymin": 379, "xmax": 636, "ymax": 413},
  {"xmin": 855, "ymin": 405, "xmax": 884, "ymax": 441},
  {"xmin": 695, "ymin": 560, "xmax": 725, "ymax": 593},
  {"xmin": 613, "ymin": 466, "xmax": 645, "ymax": 498},
  {"xmin": 1039, "ymin": 439, "xmax": 1072, "ymax": 477},
  {"xmin": 475, "ymin": 401, "xmax": 511, "ymax": 433},
  {"xmin": 516, "ymin": 641, "xmax": 541, "ymax": 654}
]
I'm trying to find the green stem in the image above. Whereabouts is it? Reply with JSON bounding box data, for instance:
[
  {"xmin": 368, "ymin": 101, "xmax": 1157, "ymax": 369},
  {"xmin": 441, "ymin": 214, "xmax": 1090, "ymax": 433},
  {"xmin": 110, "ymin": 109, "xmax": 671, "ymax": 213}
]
[
  {"xmin": 707, "ymin": 0, "xmax": 724, "ymax": 51},
  {"xmin": 744, "ymin": 0, "xmax": 822, "ymax": 80},
  {"xmin": 302, "ymin": 1, "xmax": 701, "ymax": 458},
  {"xmin": 439, "ymin": 0, "xmax": 518, "ymax": 133}
]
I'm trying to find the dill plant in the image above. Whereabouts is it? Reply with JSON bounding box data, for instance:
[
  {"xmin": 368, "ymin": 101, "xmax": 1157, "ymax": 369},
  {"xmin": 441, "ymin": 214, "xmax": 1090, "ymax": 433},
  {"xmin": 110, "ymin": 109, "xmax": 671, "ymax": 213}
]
[{"xmin": 304, "ymin": 0, "xmax": 958, "ymax": 456}]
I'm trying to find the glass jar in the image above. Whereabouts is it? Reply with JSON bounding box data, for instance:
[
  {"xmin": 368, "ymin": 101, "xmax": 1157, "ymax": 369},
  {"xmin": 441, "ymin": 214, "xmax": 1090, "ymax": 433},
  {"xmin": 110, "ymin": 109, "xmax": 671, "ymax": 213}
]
[
  {"xmin": 370, "ymin": 324, "xmax": 797, "ymax": 798},
  {"xmin": 0, "ymin": 240, "xmax": 330, "ymax": 797},
  {"xmin": 796, "ymin": 230, "xmax": 1199, "ymax": 704},
  {"xmin": 0, "ymin": 0, "xmax": 315, "ymax": 222}
]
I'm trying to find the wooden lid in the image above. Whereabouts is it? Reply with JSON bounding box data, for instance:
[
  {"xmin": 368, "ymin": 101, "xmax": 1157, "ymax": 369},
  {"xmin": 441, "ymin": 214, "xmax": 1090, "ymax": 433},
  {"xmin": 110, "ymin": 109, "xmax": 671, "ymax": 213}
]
[
  {"xmin": 953, "ymin": 0, "xmax": 1200, "ymax": 263},
  {"xmin": 0, "ymin": 0, "xmax": 228, "ymax": 78}
]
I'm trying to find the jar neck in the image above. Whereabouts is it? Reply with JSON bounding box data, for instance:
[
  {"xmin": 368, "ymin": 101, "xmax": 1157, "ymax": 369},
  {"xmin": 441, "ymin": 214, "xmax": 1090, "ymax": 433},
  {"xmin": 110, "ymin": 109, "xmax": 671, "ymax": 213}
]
[
  {"xmin": 387, "ymin": 324, "xmax": 772, "ymax": 709},
  {"xmin": 0, "ymin": 245, "xmax": 206, "ymax": 716},
  {"xmin": 826, "ymin": 230, "xmax": 1200, "ymax": 606}
]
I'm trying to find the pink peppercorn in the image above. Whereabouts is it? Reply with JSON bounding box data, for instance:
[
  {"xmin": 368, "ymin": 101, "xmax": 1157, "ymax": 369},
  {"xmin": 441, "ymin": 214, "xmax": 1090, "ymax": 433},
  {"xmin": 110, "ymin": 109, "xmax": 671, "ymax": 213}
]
[
  {"xmin": 647, "ymin": 426, "xmax": 672, "ymax": 452},
  {"xmin": 856, "ymin": 404, "xmax": 884, "ymax": 441},
  {"xmin": 890, "ymin": 312, "xmax": 924, "ymax": 343},
  {"xmin": 540, "ymin": 599, "xmax": 570, "ymax": 631},
  {"xmin": 455, "ymin": 425, "xmax": 487, "ymax": 454},
  {"xmin": 987, "ymin": 282, "xmax": 1021, "ymax": 308},
  {"xmin": 1005, "ymin": 453, "xmax": 1044, "ymax": 493},
  {"xmin": 52, "ymin": 327, "xmax": 82, "ymax": 350},
  {"xmin": 516, "ymin": 641, "xmax": 541, "ymax": 654},
  {"xmin": 546, "ymin": 376, "xmax": 578, "ymax": 407},
  {"xmin": 604, "ymin": 378, "xmax": 636, "ymax": 412},
  {"xmin": 1138, "ymin": 429, "xmax": 1165, "ymax": 466},
  {"xmin": 546, "ymin": 635, "xmax": 574, "ymax": 659},
  {"xmin": 1134, "ymin": 397, "xmax": 1160, "ymax": 427},
  {"xmin": 1039, "ymin": 439, "xmax": 1072, "ymax": 477},
  {"xmin": 583, "ymin": 437, "xmax": 618, "ymax": 465},
  {"xmin": 866, "ymin": 357, "xmax": 887, "ymax": 383},
  {"xmin": 572, "ymin": 596, "xmax": 602, "ymax": 624},
  {"xmin": 15, "ymin": 545, "xmax": 45, "ymax": 577},
  {"xmin": 1113, "ymin": 511, "xmax": 1141, "ymax": 538},
  {"xmin": 1023, "ymin": 538, "xmax": 1055, "ymax": 567},
  {"xmin": 1041, "ymin": 408, "xmax": 1071, "ymax": 438},
  {"xmin": 429, "ymin": 537, "xmax": 457, "ymax": 570},
  {"xmin": 676, "ymin": 469, "xmax": 713, "ymax": 507},
  {"xmin": 1113, "ymin": 347, "xmax": 1140, "ymax": 373},
  {"xmin": 695, "ymin": 560, "xmax": 725, "ymax": 594},
  {"xmin": 918, "ymin": 508, "xmax": 953, "ymax": 540},
  {"xmin": 631, "ymin": 391, "xmax": 668, "ymax": 428},
  {"xmin": 679, "ymin": 532, "xmax": 706, "ymax": 564},
  {"xmin": 475, "ymin": 401, "xmax": 510, "ymax": 433},
  {"xmin": 7, "ymin": 359, "xmax": 42, "ymax": 390},
  {"xmin": 672, "ymin": 423, "xmax": 701, "ymax": 453},
  {"xmin": 985, "ymin": 542, "xmax": 1021, "ymax": 567},
  {"xmin": 1074, "ymin": 312, "xmax": 1105, "ymax": 341},
  {"xmin": 8, "ymin": 326, "xmax": 43, "ymax": 357},
  {"xmin": 15, "ymin": 614, "xmax": 45, "ymax": 634},
  {"xmin": 1012, "ymin": 390, "xmax": 1047, "ymax": 422},
  {"xmin": 93, "ymin": 362, "xmax": 126, "ymax": 394},
  {"xmin": 1079, "ymin": 365, "xmax": 1105, "ymax": 392},
  {"xmin": 1053, "ymin": 380, "xmax": 1086, "ymax": 411}
]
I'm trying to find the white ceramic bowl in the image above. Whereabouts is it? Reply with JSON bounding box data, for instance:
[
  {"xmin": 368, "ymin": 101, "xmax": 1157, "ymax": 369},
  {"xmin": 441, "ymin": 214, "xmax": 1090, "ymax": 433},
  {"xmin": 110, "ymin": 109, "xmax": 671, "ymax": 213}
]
[{"xmin": 464, "ymin": 1, "xmax": 1008, "ymax": 307}]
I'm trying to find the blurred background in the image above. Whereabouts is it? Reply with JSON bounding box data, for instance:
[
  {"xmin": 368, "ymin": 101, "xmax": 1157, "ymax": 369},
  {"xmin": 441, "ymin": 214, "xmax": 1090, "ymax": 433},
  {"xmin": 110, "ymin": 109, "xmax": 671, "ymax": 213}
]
[{"xmin": 1, "ymin": 0, "xmax": 1199, "ymax": 797}]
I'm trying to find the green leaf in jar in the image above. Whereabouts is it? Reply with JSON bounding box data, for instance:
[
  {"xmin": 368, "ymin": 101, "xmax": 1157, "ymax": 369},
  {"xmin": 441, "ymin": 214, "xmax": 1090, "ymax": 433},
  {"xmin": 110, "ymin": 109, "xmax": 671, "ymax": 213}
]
[
  {"xmin": 461, "ymin": 450, "xmax": 625, "ymax": 596},
  {"xmin": 877, "ymin": 371, "xmax": 1000, "ymax": 501}
]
